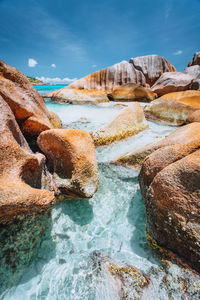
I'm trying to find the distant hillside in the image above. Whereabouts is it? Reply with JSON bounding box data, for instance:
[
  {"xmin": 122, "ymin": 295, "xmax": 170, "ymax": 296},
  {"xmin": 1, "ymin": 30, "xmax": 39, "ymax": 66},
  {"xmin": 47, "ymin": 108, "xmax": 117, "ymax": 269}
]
[{"xmin": 27, "ymin": 76, "xmax": 46, "ymax": 85}]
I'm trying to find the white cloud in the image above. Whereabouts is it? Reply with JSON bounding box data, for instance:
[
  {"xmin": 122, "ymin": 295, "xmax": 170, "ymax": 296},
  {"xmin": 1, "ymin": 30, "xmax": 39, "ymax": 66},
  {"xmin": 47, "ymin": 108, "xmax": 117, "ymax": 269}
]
[
  {"xmin": 51, "ymin": 63, "xmax": 56, "ymax": 68},
  {"xmin": 28, "ymin": 58, "xmax": 38, "ymax": 67},
  {"xmin": 173, "ymin": 50, "xmax": 183, "ymax": 56},
  {"xmin": 36, "ymin": 76, "xmax": 77, "ymax": 84},
  {"xmin": 92, "ymin": 64, "xmax": 97, "ymax": 68}
]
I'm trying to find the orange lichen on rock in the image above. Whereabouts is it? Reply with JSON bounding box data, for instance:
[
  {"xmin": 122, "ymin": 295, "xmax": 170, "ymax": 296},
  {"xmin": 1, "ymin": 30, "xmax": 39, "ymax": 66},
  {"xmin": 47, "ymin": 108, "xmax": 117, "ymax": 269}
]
[
  {"xmin": 37, "ymin": 129, "xmax": 99, "ymax": 198},
  {"xmin": 0, "ymin": 59, "xmax": 57, "ymax": 136},
  {"xmin": 0, "ymin": 96, "xmax": 55, "ymax": 223},
  {"xmin": 144, "ymin": 90, "xmax": 200, "ymax": 125}
]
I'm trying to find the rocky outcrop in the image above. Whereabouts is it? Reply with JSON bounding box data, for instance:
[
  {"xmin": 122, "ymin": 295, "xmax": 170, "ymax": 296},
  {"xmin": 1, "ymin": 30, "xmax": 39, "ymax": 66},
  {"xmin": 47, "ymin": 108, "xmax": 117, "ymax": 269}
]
[
  {"xmin": 68, "ymin": 60, "xmax": 146, "ymax": 91},
  {"xmin": 0, "ymin": 96, "xmax": 55, "ymax": 223},
  {"xmin": 90, "ymin": 103, "xmax": 148, "ymax": 146},
  {"xmin": 45, "ymin": 88, "xmax": 109, "ymax": 104},
  {"xmin": 144, "ymin": 90, "xmax": 200, "ymax": 125},
  {"xmin": 139, "ymin": 144, "xmax": 200, "ymax": 272},
  {"xmin": 188, "ymin": 52, "xmax": 200, "ymax": 66},
  {"xmin": 151, "ymin": 72, "xmax": 193, "ymax": 96},
  {"xmin": 0, "ymin": 59, "xmax": 57, "ymax": 136},
  {"xmin": 107, "ymin": 83, "xmax": 157, "ymax": 102},
  {"xmin": 114, "ymin": 122, "xmax": 200, "ymax": 169},
  {"xmin": 129, "ymin": 54, "xmax": 176, "ymax": 86},
  {"xmin": 37, "ymin": 129, "xmax": 98, "ymax": 198}
]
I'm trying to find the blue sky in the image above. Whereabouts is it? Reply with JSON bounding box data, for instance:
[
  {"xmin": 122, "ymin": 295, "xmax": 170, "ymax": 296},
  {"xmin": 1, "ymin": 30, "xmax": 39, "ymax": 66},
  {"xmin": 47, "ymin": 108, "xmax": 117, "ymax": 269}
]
[{"xmin": 0, "ymin": 0, "xmax": 200, "ymax": 83}]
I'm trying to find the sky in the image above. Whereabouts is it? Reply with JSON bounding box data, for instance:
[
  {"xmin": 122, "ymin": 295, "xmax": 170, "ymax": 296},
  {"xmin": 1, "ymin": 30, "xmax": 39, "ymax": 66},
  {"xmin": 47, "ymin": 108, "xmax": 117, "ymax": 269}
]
[{"xmin": 0, "ymin": 0, "xmax": 200, "ymax": 83}]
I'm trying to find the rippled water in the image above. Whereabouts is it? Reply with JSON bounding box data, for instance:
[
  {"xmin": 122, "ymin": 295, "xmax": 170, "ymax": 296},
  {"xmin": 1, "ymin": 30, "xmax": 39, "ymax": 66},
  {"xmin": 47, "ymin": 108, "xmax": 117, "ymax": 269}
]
[{"xmin": 2, "ymin": 88, "xmax": 200, "ymax": 299}]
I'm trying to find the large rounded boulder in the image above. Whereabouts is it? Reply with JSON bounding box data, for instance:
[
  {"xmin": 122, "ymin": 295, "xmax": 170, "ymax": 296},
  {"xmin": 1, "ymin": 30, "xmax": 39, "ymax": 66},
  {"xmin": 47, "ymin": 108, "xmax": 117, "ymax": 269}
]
[
  {"xmin": 107, "ymin": 83, "xmax": 157, "ymax": 102},
  {"xmin": 0, "ymin": 96, "xmax": 55, "ymax": 223},
  {"xmin": 0, "ymin": 59, "xmax": 61, "ymax": 136},
  {"xmin": 37, "ymin": 129, "xmax": 99, "ymax": 198},
  {"xmin": 139, "ymin": 145, "xmax": 200, "ymax": 272},
  {"xmin": 129, "ymin": 54, "xmax": 176, "ymax": 86},
  {"xmin": 151, "ymin": 72, "xmax": 193, "ymax": 96},
  {"xmin": 144, "ymin": 90, "xmax": 200, "ymax": 125},
  {"xmin": 45, "ymin": 88, "xmax": 109, "ymax": 104},
  {"xmin": 90, "ymin": 102, "xmax": 148, "ymax": 146}
]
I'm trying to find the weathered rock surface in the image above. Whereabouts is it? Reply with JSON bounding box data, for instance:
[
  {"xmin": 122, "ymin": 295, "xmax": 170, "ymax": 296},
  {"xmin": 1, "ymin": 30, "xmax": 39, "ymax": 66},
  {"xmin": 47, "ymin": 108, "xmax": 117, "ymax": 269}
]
[
  {"xmin": 37, "ymin": 129, "xmax": 98, "ymax": 198},
  {"xmin": 0, "ymin": 59, "xmax": 55, "ymax": 136},
  {"xmin": 184, "ymin": 65, "xmax": 200, "ymax": 79},
  {"xmin": 45, "ymin": 88, "xmax": 109, "ymax": 104},
  {"xmin": 144, "ymin": 90, "xmax": 200, "ymax": 125},
  {"xmin": 188, "ymin": 52, "xmax": 200, "ymax": 66},
  {"xmin": 90, "ymin": 102, "xmax": 148, "ymax": 146},
  {"xmin": 0, "ymin": 96, "xmax": 55, "ymax": 223},
  {"xmin": 184, "ymin": 65, "xmax": 200, "ymax": 90},
  {"xmin": 151, "ymin": 72, "xmax": 193, "ymax": 96},
  {"xmin": 130, "ymin": 54, "xmax": 176, "ymax": 86},
  {"xmin": 114, "ymin": 122, "xmax": 200, "ymax": 168},
  {"xmin": 68, "ymin": 60, "xmax": 146, "ymax": 91},
  {"xmin": 139, "ymin": 145, "xmax": 200, "ymax": 272},
  {"xmin": 107, "ymin": 83, "xmax": 157, "ymax": 102}
]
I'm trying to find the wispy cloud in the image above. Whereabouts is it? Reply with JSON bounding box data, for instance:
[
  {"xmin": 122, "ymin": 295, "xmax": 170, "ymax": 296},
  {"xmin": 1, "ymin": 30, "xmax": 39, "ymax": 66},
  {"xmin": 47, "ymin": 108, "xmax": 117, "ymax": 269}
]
[
  {"xmin": 92, "ymin": 64, "xmax": 97, "ymax": 68},
  {"xmin": 51, "ymin": 63, "xmax": 56, "ymax": 68},
  {"xmin": 31, "ymin": 7, "xmax": 89, "ymax": 63},
  {"xmin": 173, "ymin": 50, "xmax": 183, "ymax": 55},
  {"xmin": 28, "ymin": 58, "xmax": 38, "ymax": 67},
  {"xmin": 36, "ymin": 76, "xmax": 77, "ymax": 84}
]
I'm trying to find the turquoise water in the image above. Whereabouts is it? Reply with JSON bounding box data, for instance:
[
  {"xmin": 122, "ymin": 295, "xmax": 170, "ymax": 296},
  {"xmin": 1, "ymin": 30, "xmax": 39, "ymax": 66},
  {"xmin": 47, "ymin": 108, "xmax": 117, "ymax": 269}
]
[
  {"xmin": 34, "ymin": 84, "xmax": 67, "ymax": 95},
  {"xmin": 2, "ymin": 87, "xmax": 200, "ymax": 299}
]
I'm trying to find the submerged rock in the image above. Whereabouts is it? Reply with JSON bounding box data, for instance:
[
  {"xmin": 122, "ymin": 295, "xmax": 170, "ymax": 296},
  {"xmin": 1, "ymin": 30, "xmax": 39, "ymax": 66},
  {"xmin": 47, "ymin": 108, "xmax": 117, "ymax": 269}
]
[
  {"xmin": 37, "ymin": 129, "xmax": 99, "ymax": 198},
  {"xmin": 45, "ymin": 88, "xmax": 109, "ymax": 104},
  {"xmin": 91, "ymin": 251, "xmax": 150, "ymax": 300},
  {"xmin": 114, "ymin": 122, "xmax": 200, "ymax": 168},
  {"xmin": 90, "ymin": 102, "xmax": 148, "ymax": 146},
  {"xmin": 0, "ymin": 59, "xmax": 56, "ymax": 136},
  {"xmin": 139, "ymin": 144, "xmax": 200, "ymax": 273},
  {"xmin": 0, "ymin": 96, "xmax": 55, "ymax": 223},
  {"xmin": 107, "ymin": 83, "xmax": 157, "ymax": 102},
  {"xmin": 129, "ymin": 54, "xmax": 176, "ymax": 86},
  {"xmin": 151, "ymin": 72, "xmax": 193, "ymax": 96},
  {"xmin": 144, "ymin": 90, "xmax": 200, "ymax": 125}
]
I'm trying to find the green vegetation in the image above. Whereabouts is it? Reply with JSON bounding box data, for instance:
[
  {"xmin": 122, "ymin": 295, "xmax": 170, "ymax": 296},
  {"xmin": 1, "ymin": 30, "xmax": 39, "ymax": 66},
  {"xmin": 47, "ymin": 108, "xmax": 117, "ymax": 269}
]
[{"xmin": 27, "ymin": 76, "xmax": 44, "ymax": 85}]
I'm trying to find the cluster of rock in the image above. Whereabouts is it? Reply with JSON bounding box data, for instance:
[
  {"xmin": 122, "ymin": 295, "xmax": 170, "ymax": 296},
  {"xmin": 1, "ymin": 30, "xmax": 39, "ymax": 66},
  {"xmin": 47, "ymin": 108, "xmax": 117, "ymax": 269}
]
[
  {"xmin": 0, "ymin": 59, "xmax": 99, "ymax": 225},
  {"xmin": 1, "ymin": 50, "xmax": 200, "ymax": 288}
]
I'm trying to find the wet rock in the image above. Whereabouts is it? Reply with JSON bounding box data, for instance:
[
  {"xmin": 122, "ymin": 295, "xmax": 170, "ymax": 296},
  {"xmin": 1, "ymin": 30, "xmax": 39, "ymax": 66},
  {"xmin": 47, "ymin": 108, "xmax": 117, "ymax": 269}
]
[
  {"xmin": 0, "ymin": 96, "xmax": 55, "ymax": 223},
  {"xmin": 0, "ymin": 59, "xmax": 54, "ymax": 136},
  {"xmin": 91, "ymin": 251, "xmax": 150, "ymax": 300},
  {"xmin": 151, "ymin": 72, "xmax": 193, "ymax": 96},
  {"xmin": 139, "ymin": 144, "xmax": 200, "ymax": 272},
  {"xmin": 107, "ymin": 83, "xmax": 157, "ymax": 102},
  {"xmin": 0, "ymin": 211, "xmax": 53, "ymax": 294},
  {"xmin": 114, "ymin": 122, "xmax": 200, "ymax": 168},
  {"xmin": 144, "ymin": 90, "xmax": 200, "ymax": 125},
  {"xmin": 90, "ymin": 102, "xmax": 148, "ymax": 146},
  {"xmin": 130, "ymin": 54, "xmax": 176, "ymax": 86},
  {"xmin": 46, "ymin": 88, "xmax": 109, "ymax": 104},
  {"xmin": 37, "ymin": 129, "xmax": 98, "ymax": 198}
]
